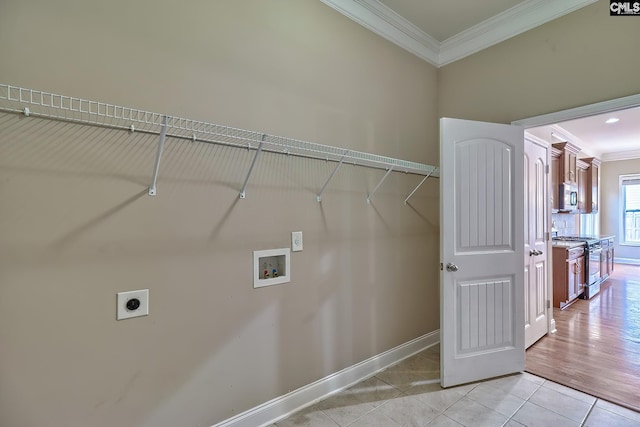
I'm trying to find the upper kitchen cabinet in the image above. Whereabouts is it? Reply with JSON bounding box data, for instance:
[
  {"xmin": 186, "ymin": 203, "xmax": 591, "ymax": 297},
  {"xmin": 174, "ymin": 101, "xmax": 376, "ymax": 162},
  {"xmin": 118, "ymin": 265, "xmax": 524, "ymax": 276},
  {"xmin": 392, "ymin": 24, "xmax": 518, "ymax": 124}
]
[
  {"xmin": 550, "ymin": 146, "xmax": 561, "ymax": 211},
  {"xmin": 577, "ymin": 159, "xmax": 588, "ymax": 213},
  {"xmin": 552, "ymin": 142, "xmax": 581, "ymax": 184},
  {"xmin": 581, "ymin": 157, "xmax": 601, "ymax": 213}
]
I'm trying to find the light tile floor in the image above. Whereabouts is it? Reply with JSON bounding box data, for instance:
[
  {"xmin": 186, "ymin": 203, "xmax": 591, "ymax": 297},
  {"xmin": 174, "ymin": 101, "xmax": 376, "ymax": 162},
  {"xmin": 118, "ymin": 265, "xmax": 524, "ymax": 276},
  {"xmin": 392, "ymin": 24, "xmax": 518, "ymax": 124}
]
[{"xmin": 274, "ymin": 345, "xmax": 640, "ymax": 427}]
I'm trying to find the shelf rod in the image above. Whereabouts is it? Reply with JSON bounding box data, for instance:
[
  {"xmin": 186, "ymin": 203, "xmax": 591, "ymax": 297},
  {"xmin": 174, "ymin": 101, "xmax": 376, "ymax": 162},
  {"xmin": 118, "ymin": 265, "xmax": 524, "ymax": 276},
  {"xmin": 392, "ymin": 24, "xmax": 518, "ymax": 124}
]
[
  {"xmin": 148, "ymin": 115, "xmax": 168, "ymax": 196},
  {"xmin": 367, "ymin": 167, "xmax": 394, "ymax": 204},
  {"xmin": 316, "ymin": 149, "xmax": 349, "ymax": 203},
  {"xmin": 403, "ymin": 168, "xmax": 434, "ymax": 205},
  {"xmin": 239, "ymin": 134, "xmax": 266, "ymax": 199}
]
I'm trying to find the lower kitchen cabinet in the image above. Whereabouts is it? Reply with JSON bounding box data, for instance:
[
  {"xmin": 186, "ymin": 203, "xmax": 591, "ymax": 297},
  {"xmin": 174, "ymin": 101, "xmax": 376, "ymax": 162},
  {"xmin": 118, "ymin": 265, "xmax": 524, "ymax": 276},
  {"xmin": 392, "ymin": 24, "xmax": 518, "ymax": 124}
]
[
  {"xmin": 553, "ymin": 245, "xmax": 586, "ymax": 309},
  {"xmin": 601, "ymin": 237, "xmax": 615, "ymax": 282}
]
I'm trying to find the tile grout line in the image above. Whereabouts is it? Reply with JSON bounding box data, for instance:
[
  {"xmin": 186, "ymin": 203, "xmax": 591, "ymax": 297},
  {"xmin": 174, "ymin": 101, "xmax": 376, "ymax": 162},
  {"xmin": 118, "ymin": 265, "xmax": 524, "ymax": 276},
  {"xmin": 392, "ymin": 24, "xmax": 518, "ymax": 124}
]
[
  {"xmin": 579, "ymin": 398, "xmax": 598, "ymax": 426},
  {"xmin": 501, "ymin": 377, "xmax": 545, "ymax": 426}
]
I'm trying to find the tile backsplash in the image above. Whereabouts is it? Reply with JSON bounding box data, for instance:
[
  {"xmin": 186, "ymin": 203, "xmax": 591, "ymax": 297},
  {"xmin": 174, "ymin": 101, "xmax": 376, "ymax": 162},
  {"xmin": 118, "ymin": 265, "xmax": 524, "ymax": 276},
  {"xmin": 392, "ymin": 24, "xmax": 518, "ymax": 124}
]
[{"xmin": 552, "ymin": 213, "xmax": 579, "ymax": 236}]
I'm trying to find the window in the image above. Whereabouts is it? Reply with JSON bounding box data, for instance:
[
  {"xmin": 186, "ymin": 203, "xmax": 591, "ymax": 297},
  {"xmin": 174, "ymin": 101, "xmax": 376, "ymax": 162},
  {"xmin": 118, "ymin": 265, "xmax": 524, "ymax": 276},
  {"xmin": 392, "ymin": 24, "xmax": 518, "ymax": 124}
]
[{"xmin": 621, "ymin": 174, "xmax": 640, "ymax": 245}]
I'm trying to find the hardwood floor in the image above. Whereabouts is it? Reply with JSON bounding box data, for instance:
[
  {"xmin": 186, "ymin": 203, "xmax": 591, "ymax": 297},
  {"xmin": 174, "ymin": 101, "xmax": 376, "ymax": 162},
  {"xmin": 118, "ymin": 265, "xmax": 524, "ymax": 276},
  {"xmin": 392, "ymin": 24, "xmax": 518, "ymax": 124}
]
[{"xmin": 526, "ymin": 263, "xmax": 640, "ymax": 412}]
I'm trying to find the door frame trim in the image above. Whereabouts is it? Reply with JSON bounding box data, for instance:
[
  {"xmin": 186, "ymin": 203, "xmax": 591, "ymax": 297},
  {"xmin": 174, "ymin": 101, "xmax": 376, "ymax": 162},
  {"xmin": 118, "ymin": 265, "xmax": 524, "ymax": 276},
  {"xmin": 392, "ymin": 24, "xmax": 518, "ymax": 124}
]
[
  {"xmin": 512, "ymin": 94, "xmax": 640, "ymax": 128},
  {"xmin": 512, "ymin": 93, "xmax": 640, "ymax": 338}
]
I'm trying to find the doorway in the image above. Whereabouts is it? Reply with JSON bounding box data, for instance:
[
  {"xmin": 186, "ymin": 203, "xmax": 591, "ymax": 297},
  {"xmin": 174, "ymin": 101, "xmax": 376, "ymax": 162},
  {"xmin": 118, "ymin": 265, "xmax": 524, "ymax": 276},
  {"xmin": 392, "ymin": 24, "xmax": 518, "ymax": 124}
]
[{"xmin": 514, "ymin": 94, "xmax": 640, "ymax": 411}]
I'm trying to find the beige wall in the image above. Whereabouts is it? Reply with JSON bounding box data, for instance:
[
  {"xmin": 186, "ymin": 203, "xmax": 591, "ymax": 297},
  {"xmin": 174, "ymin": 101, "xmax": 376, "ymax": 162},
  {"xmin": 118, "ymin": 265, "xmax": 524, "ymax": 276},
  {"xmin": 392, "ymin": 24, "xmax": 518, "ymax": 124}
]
[
  {"xmin": 3, "ymin": 0, "xmax": 639, "ymax": 426},
  {"xmin": 438, "ymin": 0, "xmax": 640, "ymax": 124},
  {"xmin": 0, "ymin": 1, "xmax": 439, "ymax": 426},
  {"xmin": 601, "ymin": 159, "xmax": 640, "ymax": 260}
]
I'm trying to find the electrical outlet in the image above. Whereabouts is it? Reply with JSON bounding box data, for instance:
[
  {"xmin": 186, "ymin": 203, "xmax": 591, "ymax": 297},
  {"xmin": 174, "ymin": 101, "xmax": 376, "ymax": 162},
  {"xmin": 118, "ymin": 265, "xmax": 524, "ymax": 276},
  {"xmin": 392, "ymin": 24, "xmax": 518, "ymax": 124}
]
[
  {"xmin": 291, "ymin": 231, "xmax": 303, "ymax": 252},
  {"xmin": 117, "ymin": 289, "xmax": 149, "ymax": 320}
]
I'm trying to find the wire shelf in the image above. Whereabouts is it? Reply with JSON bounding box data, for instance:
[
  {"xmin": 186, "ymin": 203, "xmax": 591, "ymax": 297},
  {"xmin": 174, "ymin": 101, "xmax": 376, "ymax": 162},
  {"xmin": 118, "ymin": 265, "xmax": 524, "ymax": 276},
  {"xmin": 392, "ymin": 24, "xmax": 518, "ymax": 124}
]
[{"xmin": 0, "ymin": 83, "xmax": 439, "ymax": 199}]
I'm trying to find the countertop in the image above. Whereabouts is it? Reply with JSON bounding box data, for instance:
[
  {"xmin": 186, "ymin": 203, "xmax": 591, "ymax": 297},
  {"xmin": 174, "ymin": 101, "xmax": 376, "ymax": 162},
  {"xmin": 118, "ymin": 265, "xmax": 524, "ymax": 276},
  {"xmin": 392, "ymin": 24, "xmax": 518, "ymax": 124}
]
[
  {"xmin": 580, "ymin": 235, "xmax": 615, "ymax": 241},
  {"xmin": 551, "ymin": 235, "xmax": 615, "ymax": 249},
  {"xmin": 552, "ymin": 241, "xmax": 586, "ymax": 249}
]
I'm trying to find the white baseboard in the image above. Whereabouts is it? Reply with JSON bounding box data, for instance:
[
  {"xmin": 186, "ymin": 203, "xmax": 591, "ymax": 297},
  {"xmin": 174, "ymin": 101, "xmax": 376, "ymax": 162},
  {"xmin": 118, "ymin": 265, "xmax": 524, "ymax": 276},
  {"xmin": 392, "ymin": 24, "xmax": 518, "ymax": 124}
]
[
  {"xmin": 615, "ymin": 258, "xmax": 640, "ymax": 266},
  {"xmin": 213, "ymin": 330, "xmax": 440, "ymax": 427}
]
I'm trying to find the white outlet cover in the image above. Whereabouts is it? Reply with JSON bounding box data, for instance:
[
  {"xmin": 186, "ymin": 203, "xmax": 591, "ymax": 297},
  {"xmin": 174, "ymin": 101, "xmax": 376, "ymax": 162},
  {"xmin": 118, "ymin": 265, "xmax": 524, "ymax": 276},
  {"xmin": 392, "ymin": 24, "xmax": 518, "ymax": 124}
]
[
  {"xmin": 117, "ymin": 289, "xmax": 149, "ymax": 320},
  {"xmin": 291, "ymin": 231, "xmax": 303, "ymax": 252}
]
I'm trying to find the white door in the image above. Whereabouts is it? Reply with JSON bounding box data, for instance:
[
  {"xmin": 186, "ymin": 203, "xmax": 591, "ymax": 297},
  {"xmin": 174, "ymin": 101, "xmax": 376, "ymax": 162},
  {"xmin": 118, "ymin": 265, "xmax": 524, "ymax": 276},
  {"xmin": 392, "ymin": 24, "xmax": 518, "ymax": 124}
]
[
  {"xmin": 440, "ymin": 118, "xmax": 525, "ymax": 387},
  {"xmin": 524, "ymin": 137, "xmax": 549, "ymax": 348}
]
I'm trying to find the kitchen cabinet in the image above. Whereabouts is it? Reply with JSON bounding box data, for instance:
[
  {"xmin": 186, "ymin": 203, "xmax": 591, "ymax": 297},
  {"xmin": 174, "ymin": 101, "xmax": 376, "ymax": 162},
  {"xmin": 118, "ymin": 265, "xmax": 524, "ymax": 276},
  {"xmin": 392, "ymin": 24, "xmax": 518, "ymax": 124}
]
[
  {"xmin": 552, "ymin": 142, "xmax": 581, "ymax": 184},
  {"xmin": 553, "ymin": 245, "xmax": 586, "ymax": 308},
  {"xmin": 581, "ymin": 157, "xmax": 601, "ymax": 213},
  {"xmin": 600, "ymin": 236, "xmax": 615, "ymax": 282},
  {"xmin": 607, "ymin": 246, "xmax": 615, "ymax": 276},
  {"xmin": 577, "ymin": 159, "xmax": 588, "ymax": 213},
  {"xmin": 551, "ymin": 147, "xmax": 561, "ymax": 211}
]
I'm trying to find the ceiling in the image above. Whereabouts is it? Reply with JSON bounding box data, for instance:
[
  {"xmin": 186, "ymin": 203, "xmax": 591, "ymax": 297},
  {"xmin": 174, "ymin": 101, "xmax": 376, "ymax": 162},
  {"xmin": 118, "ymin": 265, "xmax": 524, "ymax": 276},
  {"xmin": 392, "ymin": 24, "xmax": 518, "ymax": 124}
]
[
  {"xmin": 377, "ymin": 0, "xmax": 525, "ymax": 42},
  {"xmin": 321, "ymin": 0, "xmax": 639, "ymax": 161},
  {"xmin": 527, "ymin": 107, "xmax": 640, "ymax": 162}
]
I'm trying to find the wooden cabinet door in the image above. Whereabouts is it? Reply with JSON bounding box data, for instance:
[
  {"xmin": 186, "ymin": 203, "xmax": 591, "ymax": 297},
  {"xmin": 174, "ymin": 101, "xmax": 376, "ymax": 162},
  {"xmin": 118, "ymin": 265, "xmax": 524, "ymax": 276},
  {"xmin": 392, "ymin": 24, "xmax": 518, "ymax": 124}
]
[
  {"xmin": 583, "ymin": 157, "xmax": 601, "ymax": 213},
  {"xmin": 607, "ymin": 247, "xmax": 614, "ymax": 276},
  {"xmin": 600, "ymin": 249, "xmax": 608, "ymax": 281},
  {"xmin": 589, "ymin": 163, "xmax": 599, "ymax": 213},
  {"xmin": 567, "ymin": 258, "xmax": 578, "ymax": 301},
  {"xmin": 576, "ymin": 255, "xmax": 585, "ymax": 297},
  {"xmin": 552, "ymin": 142, "xmax": 580, "ymax": 185},
  {"xmin": 566, "ymin": 151, "xmax": 577, "ymax": 183},
  {"xmin": 551, "ymin": 153, "xmax": 560, "ymax": 211},
  {"xmin": 610, "ymin": 247, "xmax": 615, "ymax": 274},
  {"xmin": 577, "ymin": 165, "xmax": 587, "ymax": 213}
]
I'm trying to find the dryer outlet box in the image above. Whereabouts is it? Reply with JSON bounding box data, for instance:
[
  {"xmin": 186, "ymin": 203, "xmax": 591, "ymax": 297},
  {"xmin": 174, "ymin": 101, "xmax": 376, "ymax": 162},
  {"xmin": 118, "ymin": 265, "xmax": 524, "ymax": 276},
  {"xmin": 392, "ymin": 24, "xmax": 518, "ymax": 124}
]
[{"xmin": 117, "ymin": 289, "xmax": 149, "ymax": 320}]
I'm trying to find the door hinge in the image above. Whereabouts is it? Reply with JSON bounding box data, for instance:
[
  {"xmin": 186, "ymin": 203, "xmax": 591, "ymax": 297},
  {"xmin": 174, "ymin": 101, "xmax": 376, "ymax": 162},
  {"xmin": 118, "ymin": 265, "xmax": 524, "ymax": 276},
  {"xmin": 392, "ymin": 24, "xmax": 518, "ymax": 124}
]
[
  {"xmin": 545, "ymin": 164, "xmax": 550, "ymax": 174},
  {"xmin": 547, "ymin": 300, "xmax": 551, "ymax": 309},
  {"xmin": 440, "ymin": 263, "xmax": 443, "ymax": 271},
  {"xmin": 545, "ymin": 231, "xmax": 550, "ymax": 242}
]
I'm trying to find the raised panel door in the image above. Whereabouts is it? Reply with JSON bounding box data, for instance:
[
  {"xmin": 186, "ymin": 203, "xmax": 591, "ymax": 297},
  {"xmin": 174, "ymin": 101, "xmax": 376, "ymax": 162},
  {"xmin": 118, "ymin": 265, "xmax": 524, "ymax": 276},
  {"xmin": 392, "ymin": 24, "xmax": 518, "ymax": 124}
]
[
  {"xmin": 440, "ymin": 118, "xmax": 525, "ymax": 387},
  {"xmin": 577, "ymin": 164, "xmax": 587, "ymax": 213}
]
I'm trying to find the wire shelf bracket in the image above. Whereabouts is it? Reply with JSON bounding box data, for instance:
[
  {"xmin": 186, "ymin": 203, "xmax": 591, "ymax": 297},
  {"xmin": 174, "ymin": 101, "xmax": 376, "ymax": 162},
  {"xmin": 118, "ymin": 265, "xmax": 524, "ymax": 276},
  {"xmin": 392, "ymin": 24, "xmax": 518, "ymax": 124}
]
[
  {"xmin": 316, "ymin": 149, "xmax": 349, "ymax": 203},
  {"xmin": 239, "ymin": 134, "xmax": 266, "ymax": 199},
  {"xmin": 0, "ymin": 83, "xmax": 439, "ymax": 201},
  {"xmin": 367, "ymin": 167, "xmax": 394, "ymax": 204},
  {"xmin": 148, "ymin": 115, "xmax": 168, "ymax": 196},
  {"xmin": 404, "ymin": 167, "xmax": 435, "ymax": 205}
]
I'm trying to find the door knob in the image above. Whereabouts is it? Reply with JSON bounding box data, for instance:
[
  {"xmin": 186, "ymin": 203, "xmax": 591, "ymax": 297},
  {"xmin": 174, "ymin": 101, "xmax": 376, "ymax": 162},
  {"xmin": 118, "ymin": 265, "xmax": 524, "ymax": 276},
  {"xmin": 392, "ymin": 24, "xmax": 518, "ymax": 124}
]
[
  {"xmin": 529, "ymin": 250, "xmax": 536, "ymax": 256},
  {"xmin": 446, "ymin": 263, "xmax": 459, "ymax": 272},
  {"xmin": 536, "ymin": 250, "xmax": 543, "ymax": 256}
]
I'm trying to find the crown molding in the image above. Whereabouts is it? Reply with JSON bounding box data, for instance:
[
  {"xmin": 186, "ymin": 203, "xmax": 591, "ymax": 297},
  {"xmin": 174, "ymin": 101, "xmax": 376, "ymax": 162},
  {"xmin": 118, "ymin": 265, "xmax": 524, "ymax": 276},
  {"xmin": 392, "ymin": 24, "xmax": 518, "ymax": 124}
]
[
  {"xmin": 318, "ymin": 0, "xmax": 440, "ymax": 66},
  {"xmin": 602, "ymin": 150, "xmax": 640, "ymax": 162},
  {"xmin": 319, "ymin": 0, "xmax": 597, "ymax": 67},
  {"xmin": 548, "ymin": 124, "xmax": 597, "ymax": 157},
  {"xmin": 439, "ymin": 0, "xmax": 598, "ymax": 66}
]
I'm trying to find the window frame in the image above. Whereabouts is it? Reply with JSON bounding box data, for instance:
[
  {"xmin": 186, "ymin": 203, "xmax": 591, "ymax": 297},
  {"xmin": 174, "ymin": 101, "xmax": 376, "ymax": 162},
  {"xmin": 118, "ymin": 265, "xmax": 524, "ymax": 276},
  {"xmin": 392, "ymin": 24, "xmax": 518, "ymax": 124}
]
[{"xmin": 620, "ymin": 173, "xmax": 640, "ymax": 246}]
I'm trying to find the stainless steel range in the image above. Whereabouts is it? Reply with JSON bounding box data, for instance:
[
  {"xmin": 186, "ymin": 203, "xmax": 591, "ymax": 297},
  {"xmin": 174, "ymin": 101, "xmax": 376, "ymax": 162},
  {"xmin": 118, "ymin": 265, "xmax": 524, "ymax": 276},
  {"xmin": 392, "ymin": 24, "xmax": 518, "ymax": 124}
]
[{"xmin": 553, "ymin": 236, "xmax": 602, "ymax": 298}]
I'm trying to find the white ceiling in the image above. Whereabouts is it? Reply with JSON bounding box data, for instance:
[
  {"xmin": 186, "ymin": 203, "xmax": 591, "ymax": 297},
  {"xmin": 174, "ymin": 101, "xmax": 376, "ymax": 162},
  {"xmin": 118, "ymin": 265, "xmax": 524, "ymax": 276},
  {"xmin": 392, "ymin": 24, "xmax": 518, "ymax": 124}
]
[
  {"xmin": 321, "ymin": 0, "xmax": 639, "ymax": 161},
  {"xmin": 527, "ymin": 107, "xmax": 640, "ymax": 162}
]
